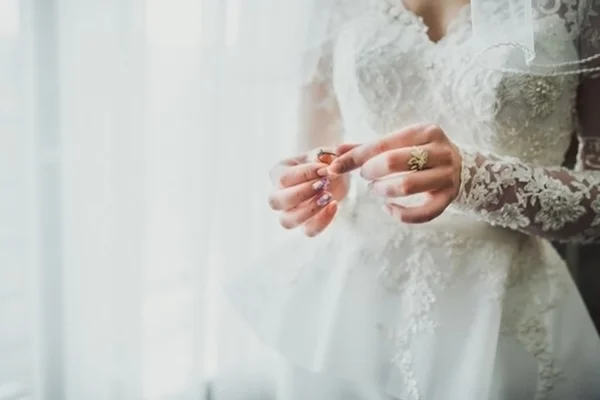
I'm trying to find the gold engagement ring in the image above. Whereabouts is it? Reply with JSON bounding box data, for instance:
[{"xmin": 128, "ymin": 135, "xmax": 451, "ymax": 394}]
[{"xmin": 407, "ymin": 146, "xmax": 428, "ymax": 171}]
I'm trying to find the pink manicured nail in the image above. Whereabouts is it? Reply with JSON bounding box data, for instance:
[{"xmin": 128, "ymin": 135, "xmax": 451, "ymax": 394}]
[
  {"xmin": 317, "ymin": 193, "xmax": 332, "ymax": 207},
  {"xmin": 313, "ymin": 178, "xmax": 330, "ymax": 191}
]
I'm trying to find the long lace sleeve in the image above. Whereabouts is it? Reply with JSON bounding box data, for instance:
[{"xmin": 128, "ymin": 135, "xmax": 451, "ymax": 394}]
[
  {"xmin": 296, "ymin": 46, "xmax": 343, "ymax": 152},
  {"xmin": 294, "ymin": 0, "xmax": 368, "ymax": 152},
  {"xmin": 453, "ymin": 78, "xmax": 600, "ymax": 244}
]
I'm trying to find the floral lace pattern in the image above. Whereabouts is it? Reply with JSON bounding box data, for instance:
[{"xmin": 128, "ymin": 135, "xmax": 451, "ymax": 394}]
[
  {"xmin": 324, "ymin": 1, "xmax": 600, "ymax": 399},
  {"xmin": 297, "ymin": 42, "xmax": 344, "ymax": 152},
  {"xmin": 455, "ymin": 149, "xmax": 600, "ymax": 243},
  {"xmin": 451, "ymin": 0, "xmax": 600, "ymax": 245},
  {"xmin": 366, "ymin": 228, "xmax": 511, "ymax": 400},
  {"xmin": 240, "ymin": 1, "xmax": 600, "ymax": 399}
]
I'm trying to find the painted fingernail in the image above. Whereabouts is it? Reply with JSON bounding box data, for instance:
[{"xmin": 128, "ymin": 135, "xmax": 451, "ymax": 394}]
[
  {"xmin": 313, "ymin": 178, "xmax": 330, "ymax": 191},
  {"xmin": 317, "ymin": 193, "xmax": 332, "ymax": 207}
]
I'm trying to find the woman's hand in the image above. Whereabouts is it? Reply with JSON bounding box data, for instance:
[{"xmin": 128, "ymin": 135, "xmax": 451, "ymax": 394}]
[
  {"xmin": 328, "ymin": 124, "xmax": 462, "ymax": 223},
  {"xmin": 268, "ymin": 144, "xmax": 356, "ymax": 237}
]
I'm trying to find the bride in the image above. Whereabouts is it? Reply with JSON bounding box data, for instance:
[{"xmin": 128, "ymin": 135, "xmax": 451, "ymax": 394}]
[{"xmin": 225, "ymin": 0, "xmax": 600, "ymax": 398}]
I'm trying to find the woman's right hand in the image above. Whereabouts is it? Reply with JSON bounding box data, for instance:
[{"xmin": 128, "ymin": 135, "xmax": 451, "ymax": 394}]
[{"xmin": 268, "ymin": 144, "xmax": 355, "ymax": 237}]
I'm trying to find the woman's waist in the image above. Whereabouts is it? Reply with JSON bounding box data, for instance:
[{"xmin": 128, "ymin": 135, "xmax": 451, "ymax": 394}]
[
  {"xmin": 332, "ymin": 197, "xmax": 567, "ymax": 291},
  {"xmin": 338, "ymin": 189, "xmax": 521, "ymax": 245}
]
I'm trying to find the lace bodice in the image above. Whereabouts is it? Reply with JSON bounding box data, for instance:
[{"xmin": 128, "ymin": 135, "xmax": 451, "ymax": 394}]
[
  {"xmin": 238, "ymin": 4, "xmax": 600, "ymax": 399},
  {"xmin": 306, "ymin": 0, "xmax": 600, "ymax": 243}
]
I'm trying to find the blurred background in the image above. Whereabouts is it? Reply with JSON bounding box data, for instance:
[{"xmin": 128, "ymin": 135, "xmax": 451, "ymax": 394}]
[
  {"xmin": 0, "ymin": 0, "xmax": 598, "ymax": 399},
  {"xmin": 0, "ymin": 0, "xmax": 300, "ymax": 398}
]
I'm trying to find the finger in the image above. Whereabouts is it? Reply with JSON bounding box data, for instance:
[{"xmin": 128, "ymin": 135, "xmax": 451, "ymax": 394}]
[
  {"xmin": 304, "ymin": 200, "xmax": 338, "ymax": 237},
  {"xmin": 269, "ymin": 178, "xmax": 331, "ymax": 211},
  {"xmin": 335, "ymin": 143, "xmax": 361, "ymax": 156},
  {"xmin": 279, "ymin": 191, "xmax": 334, "ymax": 229},
  {"xmin": 307, "ymin": 146, "xmax": 339, "ymax": 165},
  {"xmin": 383, "ymin": 190, "xmax": 452, "ymax": 224},
  {"xmin": 360, "ymin": 144, "xmax": 452, "ymax": 180},
  {"xmin": 286, "ymin": 147, "xmax": 336, "ymax": 165},
  {"xmin": 271, "ymin": 162, "xmax": 329, "ymax": 188},
  {"xmin": 329, "ymin": 124, "xmax": 440, "ymax": 174},
  {"xmin": 369, "ymin": 167, "xmax": 454, "ymax": 198},
  {"xmin": 313, "ymin": 144, "xmax": 361, "ymax": 176}
]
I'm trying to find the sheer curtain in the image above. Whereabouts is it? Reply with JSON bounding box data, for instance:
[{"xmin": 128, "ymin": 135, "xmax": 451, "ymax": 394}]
[{"xmin": 0, "ymin": 0, "xmax": 296, "ymax": 399}]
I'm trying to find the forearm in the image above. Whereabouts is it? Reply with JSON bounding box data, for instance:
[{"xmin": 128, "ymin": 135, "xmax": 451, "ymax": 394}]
[
  {"xmin": 296, "ymin": 51, "xmax": 342, "ymax": 153},
  {"xmin": 297, "ymin": 87, "xmax": 342, "ymax": 152},
  {"xmin": 452, "ymin": 148, "xmax": 600, "ymax": 243}
]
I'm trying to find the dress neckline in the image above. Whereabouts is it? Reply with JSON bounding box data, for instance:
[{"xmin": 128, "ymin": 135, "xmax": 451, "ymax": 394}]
[{"xmin": 393, "ymin": 1, "xmax": 472, "ymax": 46}]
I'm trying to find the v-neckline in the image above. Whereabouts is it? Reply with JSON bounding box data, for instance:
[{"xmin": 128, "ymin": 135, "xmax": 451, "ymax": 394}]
[{"xmin": 395, "ymin": 1, "xmax": 471, "ymax": 46}]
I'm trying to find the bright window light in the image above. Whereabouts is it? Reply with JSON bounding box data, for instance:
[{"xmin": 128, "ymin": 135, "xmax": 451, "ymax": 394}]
[
  {"xmin": 0, "ymin": 0, "xmax": 20, "ymax": 38},
  {"xmin": 145, "ymin": 0, "xmax": 203, "ymax": 46}
]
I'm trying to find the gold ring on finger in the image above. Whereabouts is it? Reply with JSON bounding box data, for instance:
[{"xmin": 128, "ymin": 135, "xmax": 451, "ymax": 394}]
[{"xmin": 407, "ymin": 146, "xmax": 428, "ymax": 171}]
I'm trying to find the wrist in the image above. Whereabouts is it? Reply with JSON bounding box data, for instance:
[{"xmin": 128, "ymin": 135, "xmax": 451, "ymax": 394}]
[
  {"xmin": 456, "ymin": 147, "xmax": 476, "ymax": 202},
  {"xmin": 449, "ymin": 146, "xmax": 480, "ymax": 214}
]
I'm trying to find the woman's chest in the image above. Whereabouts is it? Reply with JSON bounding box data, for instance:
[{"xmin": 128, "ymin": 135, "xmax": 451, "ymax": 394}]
[{"xmin": 332, "ymin": 7, "xmax": 578, "ymax": 165}]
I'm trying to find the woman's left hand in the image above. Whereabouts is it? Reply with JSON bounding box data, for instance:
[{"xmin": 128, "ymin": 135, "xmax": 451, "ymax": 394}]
[{"xmin": 328, "ymin": 123, "xmax": 463, "ymax": 223}]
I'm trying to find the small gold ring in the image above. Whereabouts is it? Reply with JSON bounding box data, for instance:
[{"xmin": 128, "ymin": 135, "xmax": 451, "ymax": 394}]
[{"xmin": 407, "ymin": 146, "xmax": 428, "ymax": 171}]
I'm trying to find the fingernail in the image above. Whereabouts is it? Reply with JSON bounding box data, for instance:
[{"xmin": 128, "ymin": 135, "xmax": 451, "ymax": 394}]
[
  {"xmin": 317, "ymin": 193, "xmax": 332, "ymax": 207},
  {"xmin": 312, "ymin": 178, "xmax": 330, "ymax": 191},
  {"xmin": 382, "ymin": 204, "xmax": 393, "ymax": 216},
  {"xmin": 316, "ymin": 167, "xmax": 329, "ymax": 177}
]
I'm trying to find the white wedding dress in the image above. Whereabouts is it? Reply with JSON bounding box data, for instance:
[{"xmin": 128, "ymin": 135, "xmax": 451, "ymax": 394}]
[{"xmin": 225, "ymin": 1, "xmax": 600, "ymax": 399}]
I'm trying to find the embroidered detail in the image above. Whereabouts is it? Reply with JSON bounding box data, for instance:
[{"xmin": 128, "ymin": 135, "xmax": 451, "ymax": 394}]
[
  {"xmin": 294, "ymin": 0, "xmax": 600, "ymax": 399},
  {"xmin": 455, "ymin": 148, "xmax": 600, "ymax": 243},
  {"xmin": 521, "ymin": 77, "xmax": 564, "ymax": 118},
  {"xmin": 496, "ymin": 75, "xmax": 565, "ymax": 119},
  {"xmin": 369, "ymin": 229, "xmax": 509, "ymax": 400},
  {"xmin": 451, "ymin": 141, "xmax": 600, "ymax": 395}
]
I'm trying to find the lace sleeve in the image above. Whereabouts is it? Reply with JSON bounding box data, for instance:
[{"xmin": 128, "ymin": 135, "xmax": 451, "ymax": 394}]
[
  {"xmin": 453, "ymin": 77, "xmax": 600, "ymax": 243},
  {"xmin": 296, "ymin": 46, "xmax": 343, "ymax": 152},
  {"xmin": 294, "ymin": 0, "xmax": 365, "ymax": 152}
]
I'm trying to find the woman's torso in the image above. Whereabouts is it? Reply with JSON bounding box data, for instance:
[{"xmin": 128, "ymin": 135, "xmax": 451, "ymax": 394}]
[
  {"xmin": 326, "ymin": 3, "xmax": 590, "ymax": 395},
  {"xmin": 332, "ymin": 0, "xmax": 578, "ymax": 167},
  {"xmin": 330, "ymin": 0, "xmax": 581, "ymax": 259}
]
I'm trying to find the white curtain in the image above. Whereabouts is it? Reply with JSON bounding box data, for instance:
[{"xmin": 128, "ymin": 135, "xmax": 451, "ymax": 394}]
[{"xmin": 0, "ymin": 0, "xmax": 298, "ymax": 398}]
